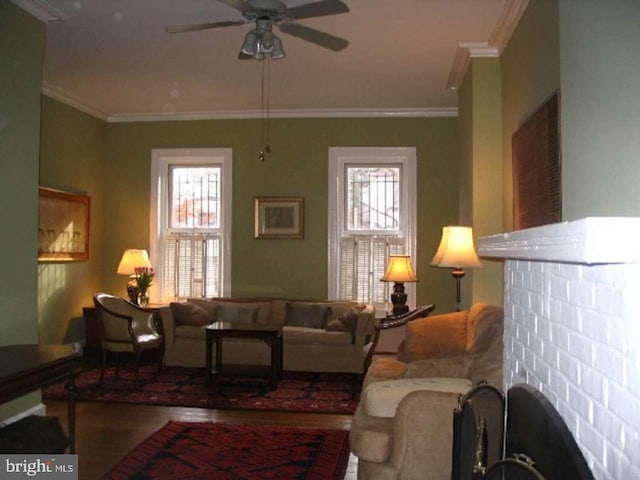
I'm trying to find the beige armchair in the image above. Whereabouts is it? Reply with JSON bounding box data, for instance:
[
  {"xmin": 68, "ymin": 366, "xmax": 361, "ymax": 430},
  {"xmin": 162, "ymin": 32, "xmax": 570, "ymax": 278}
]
[
  {"xmin": 93, "ymin": 293, "xmax": 164, "ymax": 381},
  {"xmin": 350, "ymin": 303, "xmax": 504, "ymax": 480}
]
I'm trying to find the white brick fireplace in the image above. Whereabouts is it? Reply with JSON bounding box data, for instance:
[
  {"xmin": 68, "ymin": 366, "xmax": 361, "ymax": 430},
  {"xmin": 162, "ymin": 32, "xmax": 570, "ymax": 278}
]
[{"xmin": 478, "ymin": 218, "xmax": 640, "ymax": 479}]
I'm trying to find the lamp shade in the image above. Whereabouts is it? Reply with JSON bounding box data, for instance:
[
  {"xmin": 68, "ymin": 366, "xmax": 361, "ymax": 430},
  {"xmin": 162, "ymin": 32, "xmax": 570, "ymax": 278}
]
[
  {"xmin": 381, "ymin": 255, "xmax": 418, "ymax": 283},
  {"xmin": 430, "ymin": 226, "xmax": 482, "ymax": 268},
  {"xmin": 117, "ymin": 249, "xmax": 151, "ymax": 275}
]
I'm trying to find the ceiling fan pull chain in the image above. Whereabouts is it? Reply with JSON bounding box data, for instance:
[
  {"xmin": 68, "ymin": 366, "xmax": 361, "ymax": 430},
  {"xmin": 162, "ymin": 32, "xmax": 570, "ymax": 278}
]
[
  {"xmin": 265, "ymin": 56, "xmax": 271, "ymax": 154},
  {"xmin": 259, "ymin": 58, "xmax": 266, "ymax": 162}
]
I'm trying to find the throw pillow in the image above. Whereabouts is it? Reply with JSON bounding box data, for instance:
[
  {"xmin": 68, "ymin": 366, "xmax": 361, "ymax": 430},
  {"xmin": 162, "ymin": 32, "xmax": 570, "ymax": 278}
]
[
  {"xmin": 170, "ymin": 302, "xmax": 214, "ymax": 327},
  {"xmin": 285, "ymin": 303, "xmax": 331, "ymax": 329},
  {"xmin": 325, "ymin": 308, "xmax": 359, "ymax": 334},
  {"xmin": 218, "ymin": 303, "xmax": 259, "ymax": 324}
]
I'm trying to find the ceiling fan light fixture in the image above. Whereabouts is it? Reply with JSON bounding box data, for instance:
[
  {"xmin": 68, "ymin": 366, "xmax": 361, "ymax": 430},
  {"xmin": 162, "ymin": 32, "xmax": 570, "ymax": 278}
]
[
  {"xmin": 271, "ymin": 36, "xmax": 286, "ymax": 59},
  {"xmin": 260, "ymin": 30, "xmax": 275, "ymax": 52},
  {"xmin": 241, "ymin": 30, "xmax": 259, "ymax": 55}
]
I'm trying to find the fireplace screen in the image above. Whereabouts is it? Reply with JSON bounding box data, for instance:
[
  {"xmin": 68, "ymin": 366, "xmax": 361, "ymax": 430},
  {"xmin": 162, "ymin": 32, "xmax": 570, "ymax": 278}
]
[{"xmin": 453, "ymin": 383, "xmax": 594, "ymax": 480}]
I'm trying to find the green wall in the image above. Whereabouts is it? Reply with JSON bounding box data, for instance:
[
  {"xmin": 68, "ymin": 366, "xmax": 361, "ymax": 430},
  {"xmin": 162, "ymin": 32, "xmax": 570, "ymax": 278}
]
[
  {"xmin": 103, "ymin": 117, "xmax": 459, "ymax": 311},
  {"xmin": 39, "ymin": 96, "xmax": 106, "ymax": 344},
  {"xmin": 558, "ymin": 0, "xmax": 640, "ymax": 220},
  {"xmin": 0, "ymin": 2, "xmax": 45, "ymax": 419},
  {"xmin": 457, "ymin": 59, "xmax": 504, "ymax": 308},
  {"xmin": 500, "ymin": 0, "xmax": 560, "ymax": 231}
]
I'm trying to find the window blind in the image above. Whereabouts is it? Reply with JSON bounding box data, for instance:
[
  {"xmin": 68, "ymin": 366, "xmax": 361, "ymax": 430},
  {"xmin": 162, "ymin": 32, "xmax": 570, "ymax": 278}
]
[
  {"xmin": 338, "ymin": 236, "xmax": 405, "ymax": 303},
  {"xmin": 162, "ymin": 233, "xmax": 221, "ymax": 300}
]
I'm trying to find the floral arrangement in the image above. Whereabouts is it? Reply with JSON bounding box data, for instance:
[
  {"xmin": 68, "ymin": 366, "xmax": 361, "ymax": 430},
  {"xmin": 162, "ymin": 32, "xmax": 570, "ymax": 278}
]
[{"xmin": 134, "ymin": 266, "xmax": 154, "ymax": 295}]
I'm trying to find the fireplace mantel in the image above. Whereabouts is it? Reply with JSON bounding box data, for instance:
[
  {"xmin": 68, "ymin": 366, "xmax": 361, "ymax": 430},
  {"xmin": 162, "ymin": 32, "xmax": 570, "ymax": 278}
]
[
  {"xmin": 473, "ymin": 216, "xmax": 640, "ymax": 479},
  {"xmin": 477, "ymin": 216, "xmax": 640, "ymax": 264}
]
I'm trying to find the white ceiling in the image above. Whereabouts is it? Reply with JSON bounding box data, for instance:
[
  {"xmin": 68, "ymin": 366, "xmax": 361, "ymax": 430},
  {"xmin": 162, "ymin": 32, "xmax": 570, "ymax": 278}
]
[{"xmin": 30, "ymin": 0, "xmax": 515, "ymax": 121}]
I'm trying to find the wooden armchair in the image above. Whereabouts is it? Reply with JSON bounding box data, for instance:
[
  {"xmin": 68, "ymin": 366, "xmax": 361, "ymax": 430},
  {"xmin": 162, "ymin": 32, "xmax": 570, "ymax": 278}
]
[
  {"xmin": 93, "ymin": 293, "xmax": 163, "ymax": 381},
  {"xmin": 363, "ymin": 304, "xmax": 436, "ymax": 374}
]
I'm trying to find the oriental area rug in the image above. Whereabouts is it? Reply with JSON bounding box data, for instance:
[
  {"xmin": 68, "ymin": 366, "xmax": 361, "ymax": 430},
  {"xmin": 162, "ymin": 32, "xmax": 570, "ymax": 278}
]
[
  {"xmin": 43, "ymin": 365, "xmax": 361, "ymax": 415},
  {"xmin": 101, "ymin": 421, "xmax": 350, "ymax": 480}
]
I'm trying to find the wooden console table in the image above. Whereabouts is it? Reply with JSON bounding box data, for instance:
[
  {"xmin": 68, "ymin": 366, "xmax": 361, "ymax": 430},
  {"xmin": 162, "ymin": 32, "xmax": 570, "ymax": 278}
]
[{"xmin": 0, "ymin": 344, "xmax": 81, "ymax": 453}]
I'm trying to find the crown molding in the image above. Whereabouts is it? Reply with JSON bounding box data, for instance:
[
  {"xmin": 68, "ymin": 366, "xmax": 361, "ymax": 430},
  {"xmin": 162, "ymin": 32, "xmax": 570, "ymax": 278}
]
[
  {"xmin": 39, "ymin": 83, "xmax": 458, "ymax": 122},
  {"xmin": 488, "ymin": 0, "xmax": 530, "ymax": 55},
  {"xmin": 107, "ymin": 107, "xmax": 458, "ymax": 123},
  {"xmin": 445, "ymin": 0, "xmax": 529, "ymax": 91},
  {"xmin": 446, "ymin": 43, "xmax": 498, "ymax": 91},
  {"xmin": 42, "ymin": 82, "xmax": 109, "ymax": 121},
  {"xmin": 10, "ymin": 0, "xmax": 67, "ymax": 22}
]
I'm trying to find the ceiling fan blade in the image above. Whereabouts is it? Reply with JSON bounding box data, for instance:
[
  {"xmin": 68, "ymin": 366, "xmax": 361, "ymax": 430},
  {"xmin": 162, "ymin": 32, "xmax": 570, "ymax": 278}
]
[
  {"xmin": 215, "ymin": 0, "xmax": 252, "ymax": 13},
  {"xmin": 278, "ymin": 22, "xmax": 348, "ymax": 51},
  {"xmin": 283, "ymin": 0, "xmax": 349, "ymax": 20},
  {"xmin": 238, "ymin": 51, "xmax": 253, "ymax": 59},
  {"xmin": 166, "ymin": 19, "xmax": 248, "ymax": 34}
]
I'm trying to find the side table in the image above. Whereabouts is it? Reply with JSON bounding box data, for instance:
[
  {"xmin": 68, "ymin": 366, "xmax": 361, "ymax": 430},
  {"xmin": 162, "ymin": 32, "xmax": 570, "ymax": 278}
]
[
  {"xmin": 0, "ymin": 344, "xmax": 81, "ymax": 453},
  {"xmin": 205, "ymin": 322, "xmax": 283, "ymax": 390}
]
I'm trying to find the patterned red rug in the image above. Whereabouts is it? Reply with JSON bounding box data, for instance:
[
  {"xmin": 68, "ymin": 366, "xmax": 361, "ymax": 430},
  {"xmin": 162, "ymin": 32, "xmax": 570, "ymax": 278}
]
[
  {"xmin": 43, "ymin": 365, "xmax": 361, "ymax": 414},
  {"xmin": 101, "ymin": 421, "xmax": 350, "ymax": 480}
]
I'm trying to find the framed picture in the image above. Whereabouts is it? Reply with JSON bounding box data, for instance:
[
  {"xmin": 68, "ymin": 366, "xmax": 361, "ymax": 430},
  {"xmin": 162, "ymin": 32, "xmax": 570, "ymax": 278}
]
[
  {"xmin": 38, "ymin": 187, "xmax": 91, "ymax": 262},
  {"xmin": 254, "ymin": 196, "xmax": 304, "ymax": 239}
]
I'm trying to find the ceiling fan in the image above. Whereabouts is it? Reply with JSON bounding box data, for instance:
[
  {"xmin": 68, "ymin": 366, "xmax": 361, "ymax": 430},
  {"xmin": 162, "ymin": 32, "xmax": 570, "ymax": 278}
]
[{"xmin": 166, "ymin": 0, "xmax": 350, "ymax": 60}]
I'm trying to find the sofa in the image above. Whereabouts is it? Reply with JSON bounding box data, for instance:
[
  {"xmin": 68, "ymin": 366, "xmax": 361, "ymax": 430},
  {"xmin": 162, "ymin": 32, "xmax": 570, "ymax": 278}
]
[
  {"xmin": 350, "ymin": 303, "xmax": 504, "ymax": 480},
  {"xmin": 158, "ymin": 297, "xmax": 376, "ymax": 373}
]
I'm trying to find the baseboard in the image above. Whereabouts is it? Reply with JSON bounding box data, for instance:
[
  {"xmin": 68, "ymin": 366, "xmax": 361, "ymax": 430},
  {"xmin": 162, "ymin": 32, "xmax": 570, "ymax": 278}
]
[{"xmin": 0, "ymin": 403, "xmax": 47, "ymax": 428}]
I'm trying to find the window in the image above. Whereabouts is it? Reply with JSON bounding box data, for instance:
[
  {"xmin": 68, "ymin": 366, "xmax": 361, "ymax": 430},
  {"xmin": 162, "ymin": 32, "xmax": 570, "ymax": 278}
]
[
  {"xmin": 150, "ymin": 149, "xmax": 232, "ymax": 302},
  {"xmin": 328, "ymin": 147, "xmax": 417, "ymax": 309}
]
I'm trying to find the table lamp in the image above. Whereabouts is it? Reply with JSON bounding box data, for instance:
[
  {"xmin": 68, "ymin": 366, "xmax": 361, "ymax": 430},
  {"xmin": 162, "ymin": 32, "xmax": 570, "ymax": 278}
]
[
  {"xmin": 117, "ymin": 249, "xmax": 152, "ymax": 304},
  {"xmin": 381, "ymin": 255, "xmax": 418, "ymax": 316},
  {"xmin": 430, "ymin": 226, "xmax": 482, "ymax": 311}
]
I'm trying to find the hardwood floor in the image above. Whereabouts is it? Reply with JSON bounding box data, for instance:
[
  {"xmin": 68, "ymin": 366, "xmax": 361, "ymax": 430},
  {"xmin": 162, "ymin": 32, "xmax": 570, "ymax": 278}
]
[{"xmin": 45, "ymin": 400, "xmax": 358, "ymax": 479}]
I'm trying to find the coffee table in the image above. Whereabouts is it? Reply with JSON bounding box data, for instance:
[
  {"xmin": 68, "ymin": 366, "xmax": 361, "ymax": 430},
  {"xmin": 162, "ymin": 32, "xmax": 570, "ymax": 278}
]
[{"xmin": 205, "ymin": 321, "xmax": 283, "ymax": 390}]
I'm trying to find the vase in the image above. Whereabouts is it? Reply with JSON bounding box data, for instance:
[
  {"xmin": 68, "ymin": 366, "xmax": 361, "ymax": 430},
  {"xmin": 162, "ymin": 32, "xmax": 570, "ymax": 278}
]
[{"xmin": 138, "ymin": 292, "xmax": 149, "ymax": 307}]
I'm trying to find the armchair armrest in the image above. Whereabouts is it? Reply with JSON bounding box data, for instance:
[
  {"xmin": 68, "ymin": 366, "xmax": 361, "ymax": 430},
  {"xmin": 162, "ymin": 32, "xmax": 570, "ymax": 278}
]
[
  {"xmin": 378, "ymin": 304, "xmax": 436, "ymax": 330},
  {"xmin": 353, "ymin": 304, "xmax": 376, "ymax": 351},
  {"xmin": 363, "ymin": 304, "xmax": 435, "ymax": 373},
  {"xmin": 390, "ymin": 389, "xmax": 464, "ymax": 480},
  {"xmin": 96, "ymin": 300, "xmax": 160, "ymax": 343},
  {"xmin": 157, "ymin": 306, "xmax": 175, "ymax": 346}
]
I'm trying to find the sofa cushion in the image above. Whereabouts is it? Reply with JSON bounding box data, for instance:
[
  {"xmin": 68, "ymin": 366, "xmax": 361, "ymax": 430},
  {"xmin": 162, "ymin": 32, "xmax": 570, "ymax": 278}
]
[
  {"xmin": 189, "ymin": 299, "xmax": 272, "ymax": 324},
  {"xmin": 217, "ymin": 300, "xmax": 271, "ymax": 324},
  {"xmin": 186, "ymin": 298, "xmax": 220, "ymax": 320},
  {"xmin": 399, "ymin": 311, "xmax": 467, "ymax": 362},
  {"xmin": 174, "ymin": 325, "xmax": 207, "ymax": 340},
  {"xmin": 283, "ymin": 326, "xmax": 353, "ymax": 345},
  {"xmin": 170, "ymin": 302, "xmax": 214, "ymax": 327},
  {"xmin": 218, "ymin": 303, "xmax": 259, "ymax": 324},
  {"xmin": 285, "ymin": 302, "xmax": 331, "ymax": 329},
  {"xmin": 362, "ymin": 377, "xmax": 472, "ymax": 418}
]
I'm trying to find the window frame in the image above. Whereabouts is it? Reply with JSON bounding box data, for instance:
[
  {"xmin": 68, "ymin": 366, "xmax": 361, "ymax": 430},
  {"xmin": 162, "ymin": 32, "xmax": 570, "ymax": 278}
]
[
  {"xmin": 328, "ymin": 147, "xmax": 417, "ymax": 309},
  {"xmin": 150, "ymin": 148, "xmax": 232, "ymax": 302}
]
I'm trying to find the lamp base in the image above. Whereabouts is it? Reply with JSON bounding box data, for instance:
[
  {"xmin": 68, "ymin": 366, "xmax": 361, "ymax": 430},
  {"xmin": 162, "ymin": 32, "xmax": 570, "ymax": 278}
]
[
  {"xmin": 126, "ymin": 284, "xmax": 139, "ymax": 305},
  {"xmin": 452, "ymin": 268, "xmax": 466, "ymax": 312},
  {"xmin": 390, "ymin": 282, "xmax": 409, "ymax": 316}
]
